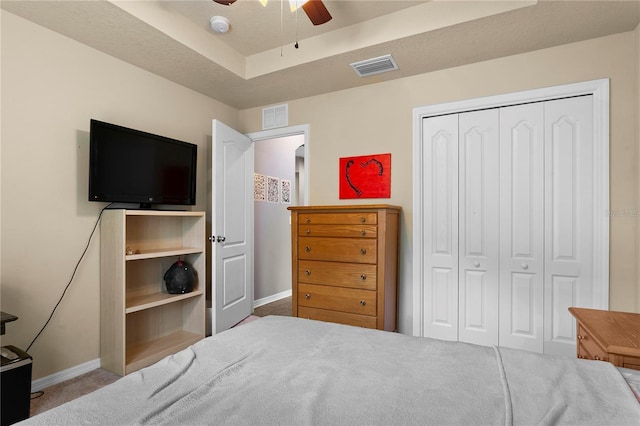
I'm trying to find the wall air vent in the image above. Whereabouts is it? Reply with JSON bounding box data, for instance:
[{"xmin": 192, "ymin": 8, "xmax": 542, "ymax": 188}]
[
  {"xmin": 262, "ymin": 104, "xmax": 288, "ymax": 130},
  {"xmin": 350, "ymin": 54, "xmax": 398, "ymax": 77}
]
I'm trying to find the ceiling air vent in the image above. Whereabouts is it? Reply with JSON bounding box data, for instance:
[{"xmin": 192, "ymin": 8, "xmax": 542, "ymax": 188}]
[{"xmin": 350, "ymin": 54, "xmax": 398, "ymax": 77}]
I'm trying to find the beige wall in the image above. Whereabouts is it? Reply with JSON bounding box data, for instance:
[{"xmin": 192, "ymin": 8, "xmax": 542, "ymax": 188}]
[
  {"xmin": 2, "ymin": 9, "xmax": 639, "ymax": 382},
  {"xmin": 240, "ymin": 30, "xmax": 640, "ymax": 333},
  {"xmin": 0, "ymin": 11, "xmax": 238, "ymax": 380}
]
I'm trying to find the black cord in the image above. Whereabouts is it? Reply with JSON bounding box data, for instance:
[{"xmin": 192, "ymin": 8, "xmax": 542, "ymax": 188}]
[{"xmin": 25, "ymin": 203, "xmax": 113, "ymax": 353}]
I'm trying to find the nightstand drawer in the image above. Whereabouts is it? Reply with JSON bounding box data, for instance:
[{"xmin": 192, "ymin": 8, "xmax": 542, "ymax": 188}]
[
  {"xmin": 298, "ymin": 283, "xmax": 376, "ymax": 316},
  {"xmin": 622, "ymin": 356, "xmax": 640, "ymax": 370},
  {"xmin": 298, "ymin": 260, "xmax": 377, "ymax": 290},
  {"xmin": 577, "ymin": 325, "xmax": 609, "ymax": 362},
  {"xmin": 298, "ymin": 237, "xmax": 377, "ymax": 263}
]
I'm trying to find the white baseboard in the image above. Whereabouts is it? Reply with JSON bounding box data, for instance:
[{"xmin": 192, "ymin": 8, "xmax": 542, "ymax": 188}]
[
  {"xmin": 31, "ymin": 358, "xmax": 101, "ymax": 392},
  {"xmin": 253, "ymin": 289, "xmax": 292, "ymax": 309}
]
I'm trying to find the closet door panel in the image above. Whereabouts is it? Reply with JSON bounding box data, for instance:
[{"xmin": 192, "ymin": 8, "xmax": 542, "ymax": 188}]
[
  {"xmin": 499, "ymin": 103, "xmax": 544, "ymax": 353},
  {"xmin": 544, "ymin": 95, "xmax": 593, "ymax": 356},
  {"xmin": 422, "ymin": 114, "xmax": 459, "ymax": 341},
  {"xmin": 458, "ymin": 109, "xmax": 499, "ymax": 346}
]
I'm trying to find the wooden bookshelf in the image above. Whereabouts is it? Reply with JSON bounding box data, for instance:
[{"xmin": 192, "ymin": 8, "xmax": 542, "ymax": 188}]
[{"xmin": 100, "ymin": 209, "xmax": 206, "ymax": 376}]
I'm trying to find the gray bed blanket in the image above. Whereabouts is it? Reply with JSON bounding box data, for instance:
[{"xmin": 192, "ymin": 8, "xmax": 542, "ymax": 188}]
[{"xmin": 22, "ymin": 316, "xmax": 640, "ymax": 425}]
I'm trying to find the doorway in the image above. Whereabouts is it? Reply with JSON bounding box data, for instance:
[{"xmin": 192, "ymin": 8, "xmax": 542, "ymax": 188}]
[{"xmin": 248, "ymin": 126, "xmax": 309, "ymax": 309}]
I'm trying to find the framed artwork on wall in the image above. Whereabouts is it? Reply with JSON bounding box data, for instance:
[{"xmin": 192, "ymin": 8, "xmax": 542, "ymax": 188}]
[
  {"xmin": 339, "ymin": 153, "xmax": 391, "ymax": 199},
  {"xmin": 254, "ymin": 173, "xmax": 266, "ymax": 202},
  {"xmin": 267, "ymin": 176, "xmax": 280, "ymax": 203}
]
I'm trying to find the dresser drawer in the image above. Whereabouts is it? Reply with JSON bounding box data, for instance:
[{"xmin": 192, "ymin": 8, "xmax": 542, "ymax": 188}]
[
  {"xmin": 299, "ymin": 212, "xmax": 377, "ymax": 225},
  {"xmin": 298, "ymin": 224, "xmax": 377, "ymax": 238},
  {"xmin": 298, "ymin": 306, "xmax": 377, "ymax": 329},
  {"xmin": 298, "ymin": 237, "xmax": 377, "ymax": 263},
  {"xmin": 298, "ymin": 260, "xmax": 377, "ymax": 290},
  {"xmin": 298, "ymin": 283, "xmax": 376, "ymax": 316}
]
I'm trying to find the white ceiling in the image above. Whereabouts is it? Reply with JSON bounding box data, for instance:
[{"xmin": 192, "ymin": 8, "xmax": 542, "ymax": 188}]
[{"xmin": 2, "ymin": 0, "xmax": 640, "ymax": 109}]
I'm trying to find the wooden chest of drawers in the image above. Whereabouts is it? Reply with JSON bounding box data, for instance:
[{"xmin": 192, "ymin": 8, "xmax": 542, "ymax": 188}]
[
  {"xmin": 568, "ymin": 307, "xmax": 640, "ymax": 371},
  {"xmin": 288, "ymin": 205, "xmax": 401, "ymax": 331}
]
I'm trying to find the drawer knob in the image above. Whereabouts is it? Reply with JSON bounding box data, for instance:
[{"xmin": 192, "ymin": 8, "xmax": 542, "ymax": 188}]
[
  {"xmin": 360, "ymin": 217, "xmax": 366, "ymax": 223},
  {"xmin": 305, "ymin": 293, "xmax": 311, "ymax": 299},
  {"xmin": 577, "ymin": 354, "xmax": 584, "ymax": 359},
  {"xmin": 359, "ymin": 300, "xmax": 366, "ymax": 306},
  {"xmin": 473, "ymin": 261, "xmax": 480, "ymax": 268},
  {"xmin": 305, "ymin": 246, "xmax": 311, "ymax": 252},
  {"xmin": 305, "ymin": 229, "xmax": 311, "ymax": 235},
  {"xmin": 305, "ymin": 218, "xmax": 311, "ymax": 223},
  {"xmin": 360, "ymin": 274, "xmax": 367, "ymax": 281},
  {"xmin": 305, "ymin": 269, "xmax": 311, "ymax": 275},
  {"xmin": 594, "ymin": 356, "xmax": 602, "ymax": 361},
  {"xmin": 360, "ymin": 248, "xmax": 367, "ymax": 255},
  {"xmin": 521, "ymin": 263, "xmax": 529, "ymax": 270},
  {"xmin": 577, "ymin": 335, "xmax": 585, "ymax": 340},
  {"xmin": 360, "ymin": 230, "xmax": 366, "ymax": 236}
]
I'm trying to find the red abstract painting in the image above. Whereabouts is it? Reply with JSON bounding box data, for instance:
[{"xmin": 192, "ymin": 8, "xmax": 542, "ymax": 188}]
[{"xmin": 339, "ymin": 153, "xmax": 391, "ymax": 199}]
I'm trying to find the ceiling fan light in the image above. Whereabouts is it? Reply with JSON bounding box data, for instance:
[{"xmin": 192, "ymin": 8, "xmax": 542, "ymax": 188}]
[{"xmin": 289, "ymin": 0, "xmax": 309, "ymax": 12}]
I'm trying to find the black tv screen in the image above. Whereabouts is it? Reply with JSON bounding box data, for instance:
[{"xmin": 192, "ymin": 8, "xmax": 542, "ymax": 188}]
[{"xmin": 88, "ymin": 119, "xmax": 197, "ymax": 207}]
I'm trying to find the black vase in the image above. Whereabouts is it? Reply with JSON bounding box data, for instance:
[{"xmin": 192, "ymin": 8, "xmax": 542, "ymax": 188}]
[{"xmin": 163, "ymin": 259, "xmax": 196, "ymax": 294}]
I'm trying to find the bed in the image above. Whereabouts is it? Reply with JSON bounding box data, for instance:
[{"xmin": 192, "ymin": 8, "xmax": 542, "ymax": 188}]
[{"xmin": 21, "ymin": 316, "xmax": 640, "ymax": 425}]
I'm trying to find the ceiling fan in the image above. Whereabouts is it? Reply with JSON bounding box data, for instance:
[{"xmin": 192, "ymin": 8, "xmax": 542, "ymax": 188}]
[{"xmin": 213, "ymin": 0, "xmax": 332, "ymax": 26}]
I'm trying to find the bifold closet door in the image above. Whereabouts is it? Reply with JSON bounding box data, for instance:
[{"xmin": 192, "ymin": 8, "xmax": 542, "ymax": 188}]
[
  {"xmin": 498, "ymin": 103, "xmax": 544, "ymax": 353},
  {"xmin": 421, "ymin": 93, "xmax": 598, "ymax": 356},
  {"xmin": 543, "ymin": 95, "xmax": 593, "ymax": 356},
  {"xmin": 421, "ymin": 109, "xmax": 500, "ymax": 346},
  {"xmin": 458, "ymin": 110, "xmax": 499, "ymax": 347},
  {"xmin": 421, "ymin": 113, "xmax": 459, "ymax": 342}
]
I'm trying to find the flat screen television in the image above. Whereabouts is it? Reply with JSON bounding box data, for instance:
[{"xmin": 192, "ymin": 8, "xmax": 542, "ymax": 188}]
[{"xmin": 88, "ymin": 119, "xmax": 197, "ymax": 208}]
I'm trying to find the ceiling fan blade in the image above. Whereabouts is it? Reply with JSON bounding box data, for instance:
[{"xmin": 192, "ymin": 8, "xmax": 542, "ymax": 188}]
[
  {"xmin": 213, "ymin": 0, "xmax": 237, "ymax": 5},
  {"xmin": 302, "ymin": 0, "xmax": 332, "ymax": 25}
]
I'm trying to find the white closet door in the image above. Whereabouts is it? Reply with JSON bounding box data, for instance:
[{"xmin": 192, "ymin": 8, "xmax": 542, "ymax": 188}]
[
  {"xmin": 499, "ymin": 103, "xmax": 544, "ymax": 352},
  {"xmin": 458, "ymin": 109, "xmax": 499, "ymax": 346},
  {"xmin": 422, "ymin": 114, "xmax": 459, "ymax": 341},
  {"xmin": 544, "ymin": 95, "xmax": 594, "ymax": 356}
]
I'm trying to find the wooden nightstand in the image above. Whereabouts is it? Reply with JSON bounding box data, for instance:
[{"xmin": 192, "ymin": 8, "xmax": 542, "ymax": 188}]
[{"xmin": 568, "ymin": 307, "xmax": 640, "ymax": 370}]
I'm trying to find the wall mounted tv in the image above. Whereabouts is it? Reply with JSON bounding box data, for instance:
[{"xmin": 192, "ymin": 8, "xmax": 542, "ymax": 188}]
[{"xmin": 88, "ymin": 119, "xmax": 197, "ymax": 208}]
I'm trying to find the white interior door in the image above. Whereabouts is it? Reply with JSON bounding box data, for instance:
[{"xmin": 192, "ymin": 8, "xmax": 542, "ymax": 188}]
[
  {"xmin": 458, "ymin": 109, "xmax": 499, "ymax": 346},
  {"xmin": 211, "ymin": 120, "xmax": 254, "ymax": 333},
  {"xmin": 499, "ymin": 103, "xmax": 544, "ymax": 353}
]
